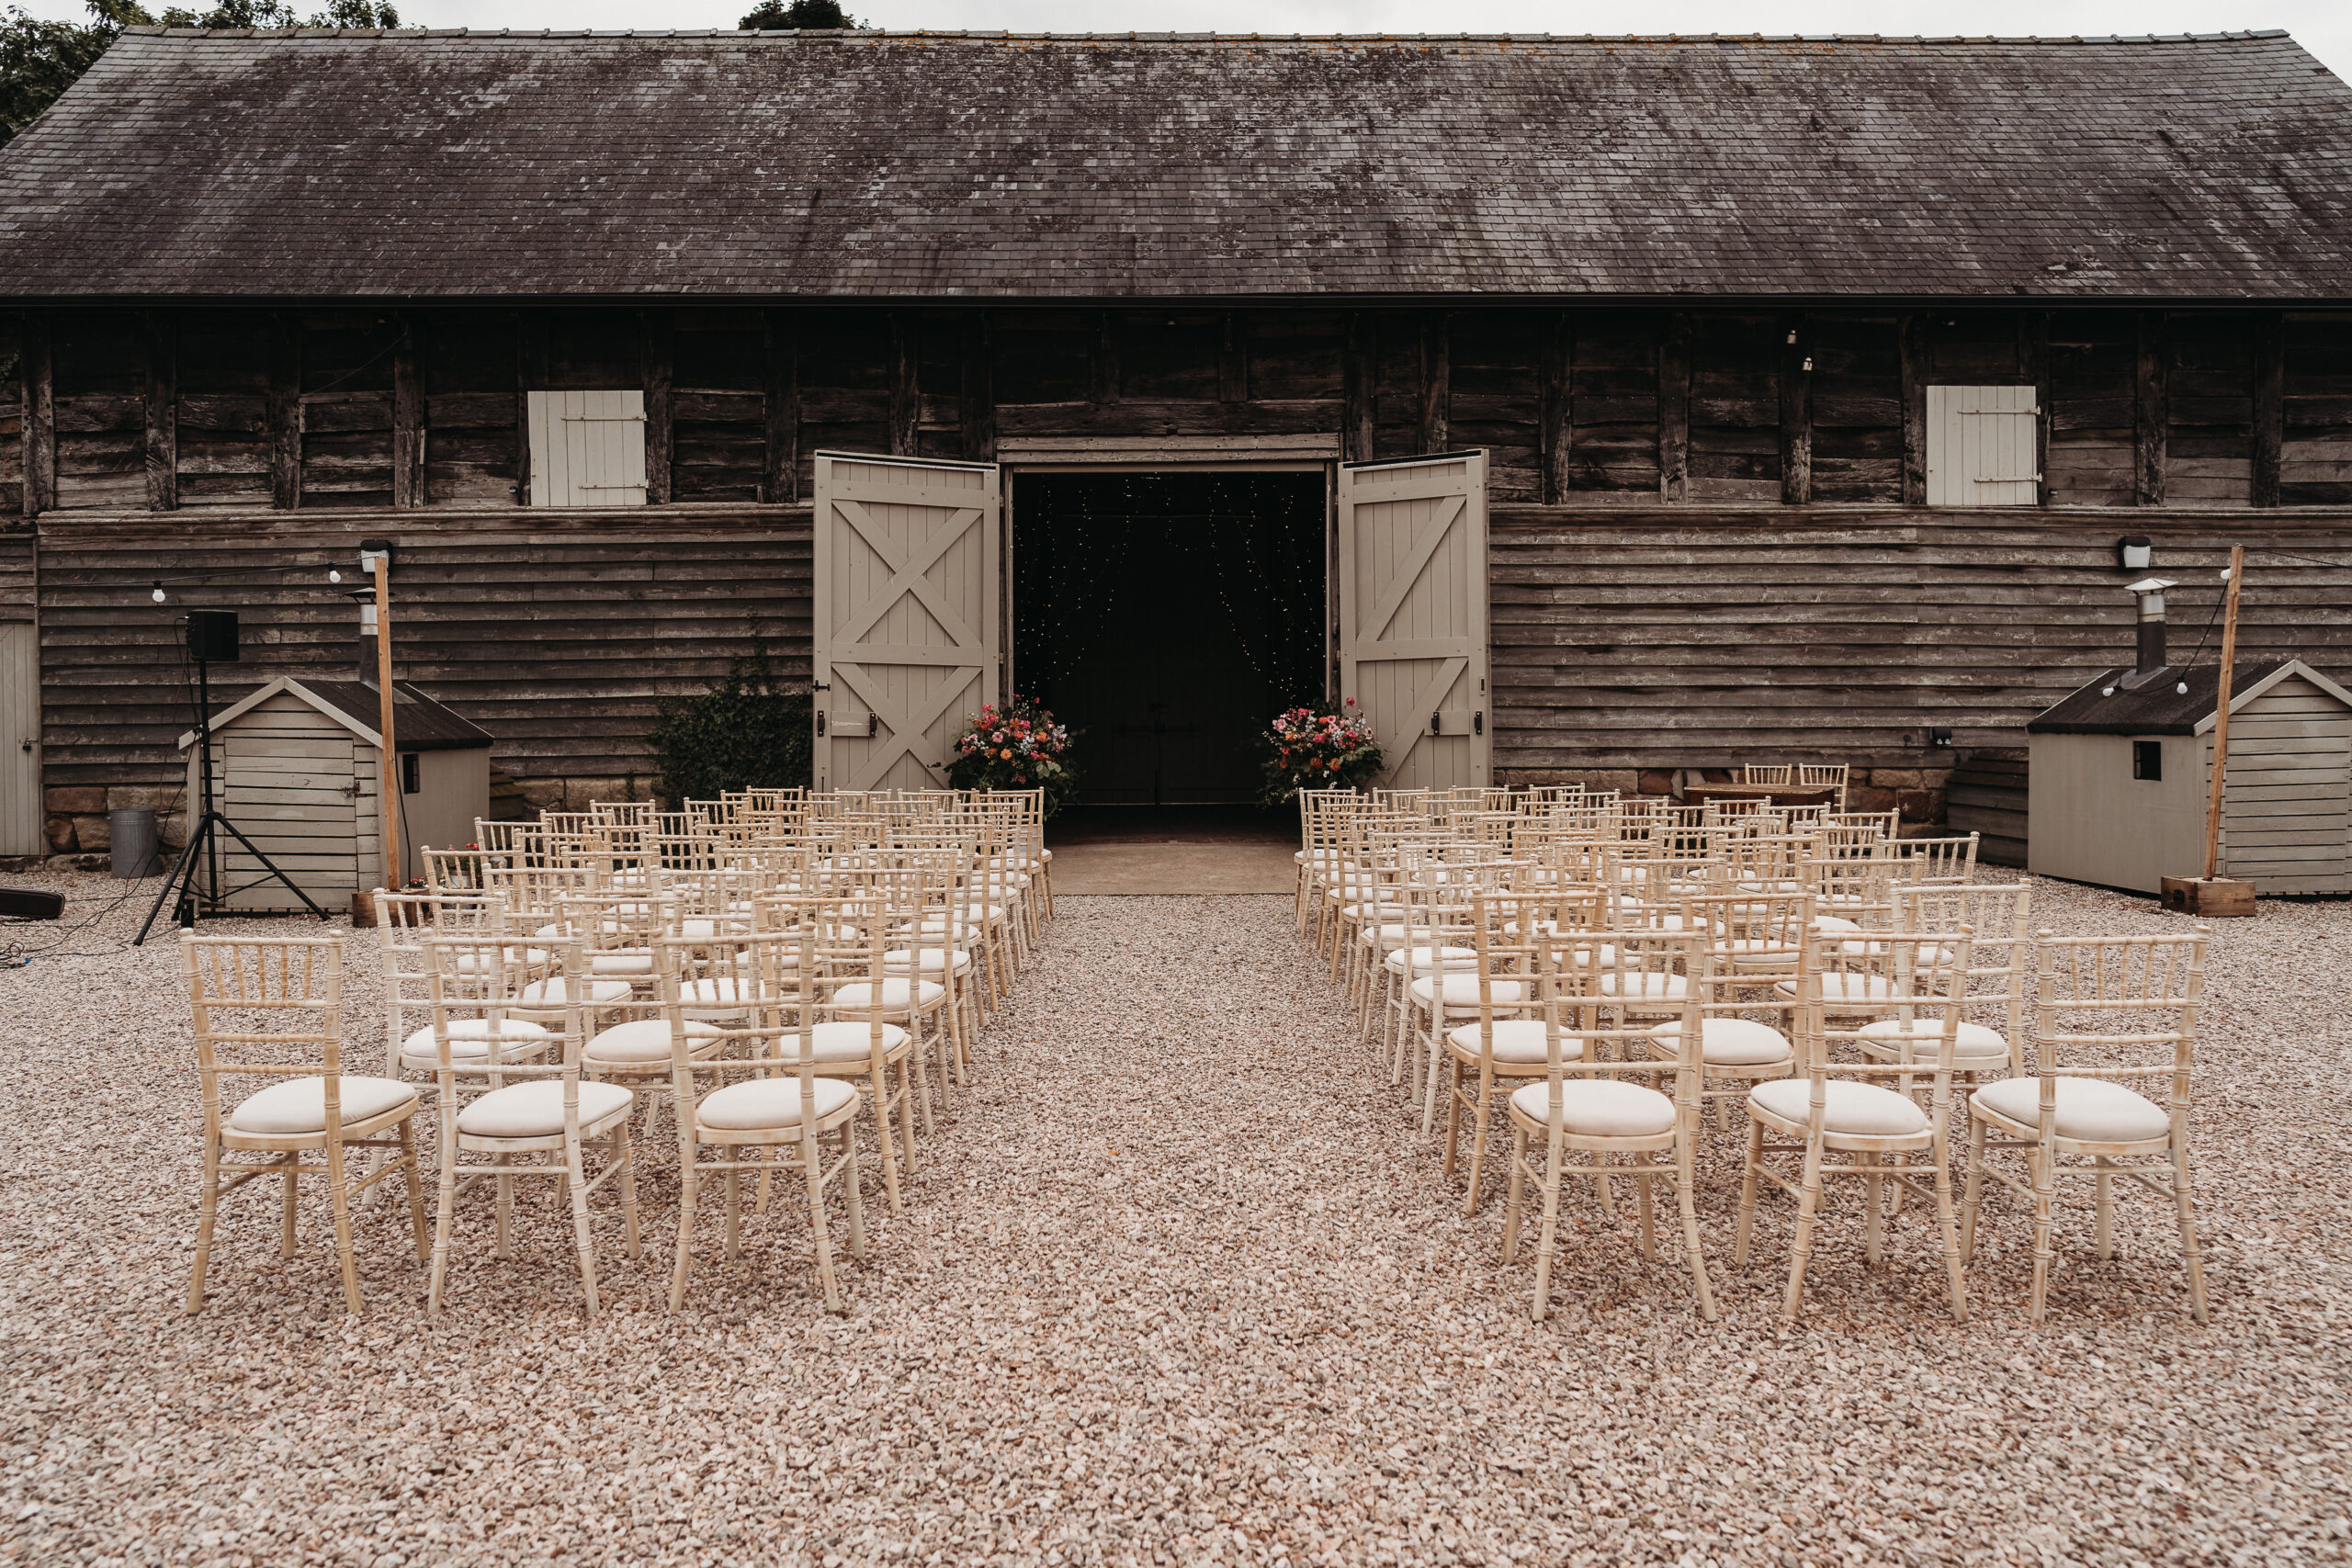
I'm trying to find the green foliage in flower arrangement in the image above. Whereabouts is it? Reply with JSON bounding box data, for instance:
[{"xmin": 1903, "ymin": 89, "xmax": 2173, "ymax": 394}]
[
  {"xmin": 647, "ymin": 646, "xmax": 812, "ymax": 807},
  {"xmin": 1259, "ymin": 700, "xmax": 1385, "ymax": 807},
  {"xmin": 943, "ymin": 694, "xmax": 1078, "ymax": 818}
]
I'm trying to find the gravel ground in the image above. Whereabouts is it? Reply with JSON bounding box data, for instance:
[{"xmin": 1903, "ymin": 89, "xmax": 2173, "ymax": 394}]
[{"xmin": 2, "ymin": 870, "xmax": 2349, "ymax": 1566}]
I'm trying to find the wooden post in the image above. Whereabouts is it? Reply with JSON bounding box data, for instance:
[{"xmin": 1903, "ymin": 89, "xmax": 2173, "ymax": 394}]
[
  {"xmin": 1657, "ymin": 313, "xmax": 1690, "ymax": 502},
  {"xmin": 143, "ymin": 310, "xmax": 176, "ymax": 512},
  {"xmin": 642, "ymin": 309, "xmax": 673, "ymax": 505},
  {"xmin": 2134, "ymin": 311, "xmax": 2168, "ymax": 507},
  {"xmin": 517, "ymin": 313, "xmax": 548, "ymax": 505},
  {"xmin": 1899, "ymin": 311, "xmax": 1928, "ymax": 504},
  {"xmin": 266, "ymin": 312, "xmax": 301, "ymax": 511},
  {"xmin": 960, "ymin": 312, "xmax": 994, "ymax": 463},
  {"xmin": 373, "ymin": 554, "xmax": 401, "ymax": 888},
  {"xmin": 2251, "ymin": 310, "xmax": 2284, "ymax": 508},
  {"xmin": 2021, "ymin": 310, "xmax": 2051, "ymax": 506},
  {"xmin": 1216, "ymin": 311, "xmax": 1247, "ymax": 405},
  {"xmin": 888, "ymin": 311, "xmax": 918, "ymax": 457},
  {"xmin": 1779, "ymin": 312, "xmax": 1811, "ymax": 505},
  {"xmin": 390, "ymin": 317, "xmax": 424, "ymax": 509},
  {"xmin": 762, "ymin": 309, "xmax": 798, "ymax": 503},
  {"xmin": 1539, "ymin": 310, "xmax": 1571, "ymax": 503},
  {"xmin": 22, "ymin": 313, "xmax": 52, "ymax": 517},
  {"xmin": 1417, "ymin": 311, "xmax": 1450, "ymax": 454},
  {"xmin": 1342, "ymin": 311, "xmax": 1375, "ymax": 464},
  {"xmin": 2203, "ymin": 546, "xmax": 2245, "ymax": 880}
]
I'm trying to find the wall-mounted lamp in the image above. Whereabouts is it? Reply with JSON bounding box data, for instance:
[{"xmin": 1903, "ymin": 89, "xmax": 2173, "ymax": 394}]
[{"xmin": 2117, "ymin": 536, "xmax": 2153, "ymax": 571}]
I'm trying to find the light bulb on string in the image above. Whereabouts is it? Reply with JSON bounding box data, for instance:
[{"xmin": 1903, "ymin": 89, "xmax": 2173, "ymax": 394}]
[
  {"xmin": 151, "ymin": 583, "xmax": 167, "ymax": 604},
  {"xmin": 328, "ymin": 570, "xmax": 342, "ymax": 584}
]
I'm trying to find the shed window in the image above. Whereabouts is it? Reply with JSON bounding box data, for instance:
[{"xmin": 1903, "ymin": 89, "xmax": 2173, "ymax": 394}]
[
  {"xmin": 1925, "ymin": 386, "xmax": 2040, "ymax": 507},
  {"xmin": 526, "ymin": 389, "xmax": 647, "ymax": 506},
  {"xmin": 2133, "ymin": 740, "xmax": 2162, "ymax": 781},
  {"xmin": 401, "ymin": 751, "xmax": 422, "ymax": 794}
]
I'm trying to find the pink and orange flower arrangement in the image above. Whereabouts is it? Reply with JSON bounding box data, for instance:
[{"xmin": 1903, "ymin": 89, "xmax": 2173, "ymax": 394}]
[
  {"xmin": 944, "ymin": 694, "xmax": 1078, "ymax": 817},
  {"xmin": 1259, "ymin": 699, "xmax": 1384, "ymax": 806}
]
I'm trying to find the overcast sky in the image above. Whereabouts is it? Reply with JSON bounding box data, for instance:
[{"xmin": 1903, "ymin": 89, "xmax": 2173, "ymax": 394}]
[{"xmin": 16, "ymin": 0, "xmax": 2346, "ymax": 81}]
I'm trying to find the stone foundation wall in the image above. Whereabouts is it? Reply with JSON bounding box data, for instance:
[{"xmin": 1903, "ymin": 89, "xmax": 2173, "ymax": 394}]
[
  {"xmin": 1496, "ymin": 765, "xmax": 1955, "ymax": 828},
  {"xmin": 40, "ymin": 784, "xmax": 190, "ymax": 862}
]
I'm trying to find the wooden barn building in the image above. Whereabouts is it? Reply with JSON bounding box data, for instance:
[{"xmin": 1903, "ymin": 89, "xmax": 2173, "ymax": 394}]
[{"xmin": 3, "ymin": 28, "xmax": 2352, "ymax": 852}]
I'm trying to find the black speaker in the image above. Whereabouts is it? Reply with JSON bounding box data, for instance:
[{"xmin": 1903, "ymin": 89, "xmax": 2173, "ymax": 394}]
[{"xmin": 185, "ymin": 610, "xmax": 240, "ymax": 663}]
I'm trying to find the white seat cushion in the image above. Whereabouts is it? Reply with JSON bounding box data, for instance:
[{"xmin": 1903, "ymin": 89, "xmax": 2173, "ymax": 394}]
[
  {"xmin": 1508, "ymin": 1078, "xmax": 1677, "ymax": 1138},
  {"xmin": 772, "ymin": 1021, "xmax": 910, "ymax": 1064},
  {"xmin": 831, "ymin": 978, "xmax": 946, "ymax": 1010},
  {"xmin": 515, "ymin": 977, "xmax": 634, "ymax": 1008},
  {"xmin": 1445, "ymin": 1020, "xmax": 1588, "ymax": 1065},
  {"xmin": 1771, "ymin": 973, "xmax": 1898, "ymax": 1007},
  {"xmin": 1813, "ymin": 915, "xmax": 1863, "ymax": 934},
  {"xmin": 1714, "ymin": 938, "xmax": 1802, "ymax": 969},
  {"xmin": 1748, "ymin": 1077, "xmax": 1928, "ymax": 1138},
  {"xmin": 228, "ymin": 1075, "xmax": 415, "ymax": 1135},
  {"xmin": 1385, "ymin": 945, "xmax": 1478, "ymax": 975},
  {"xmin": 884, "ymin": 947, "xmax": 973, "ymax": 976},
  {"xmin": 1971, "ymin": 1077, "xmax": 2171, "ymax": 1144},
  {"xmin": 589, "ymin": 951, "xmax": 655, "ymax": 977},
  {"xmin": 1856, "ymin": 1018, "xmax": 2009, "ymax": 1062},
  {"xmin": 458, "ymin": 1079, "xmax": 635, "ymax": 1139},
  {"xmin": 1408, "ymin": 975, "xmax": 1529, "ymax": 1008},
  {"xmin": 584, "ymin": 1017, "xmax": 725, "ymax": 1064},
  {"xmin": 1648, "ymin": 1017, "xmax": 1792, "ymax": 1066},
  {"xmin": 399, "ymin": 1017, "xmax": 552, "ymax": 1067},
  {"xmin": 695, "ymin": 1075, "xmax": 858, "ymax": 1132},
  {"xmin": 1596, "ymin": 972, "xmax": 1689, "ymax": 1000}
]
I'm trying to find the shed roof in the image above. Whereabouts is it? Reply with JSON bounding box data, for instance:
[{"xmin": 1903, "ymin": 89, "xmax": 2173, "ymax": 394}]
[
  {"xmin": 3, "ymin": 29, "xmax": 2349, "ymax": 303},
  {"xmin": 176, "ymin": 676, "xmax": 493, "ymax": 751},
  {"xmin": 2026, "ymin": 659, "xmax": 2352, "ymax": 735}
]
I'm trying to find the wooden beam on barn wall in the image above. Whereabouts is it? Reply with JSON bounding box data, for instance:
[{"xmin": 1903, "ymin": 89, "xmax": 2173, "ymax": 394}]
[
  {"xmin": 888, "ymin": 311, "xmax": 919, "ymax": 457},
  {"xmin": 517, "ymin": 313, "xmax": 549, "ymax": 505},
  {"xmin": 1217, "ymin": 311, "xmax": 1247, "ymax": 404},
  {"xmin": 1091, "ymin": 310, "xmax": 1119, "ymax": 410},
  {"xmin": 641, "ymin": 310, "xmax": 674, "ymax": 504},
  {"xmin": 18, "ymin": 315, "xmax": 51, "ymax": 518},
  {"xmin": 960, "ymin": 312, "xmax": 995, "ymax": 463},
  {"xmin": 2134, "ymin": 310, "xmax": 2168, "ymax": 506},
  {"xmin": 142, "ymin": 310, "xmax": 176, "ymax": 512},
  {"xmin": 1657, "ymin": 312, "xmax": 1690, "ymax": 502},
  {"xmin": 2020, "ymin": 310, "xmax": 2051, "ymax": 505},
  {"xmin": 1779, "ymin": 312, "xmax": 1811, "ymax": 505},
  {"xmin": 390, "ymin": 314, "xmax": 425, "ymax": 508},
  {"xmin": 1898, "ymin": 311, "xmax": 1928, "ymax": 504},
  {"xmin": 1418, "ymin": 311, "xmax": 1451, "ymax": 454},
  {"xmin": 761, "ymin": 309, "xmax": 798, "ymax": 503},
  {"xmin": 2251, "ymin": 309, "xmax": 2284, "ymax": 508},
  {"xmin": 1342, "ymin": 311, "xmax": 1375, "ymax": 463},
  {"xmin": 266, "ymin": 312, "xmax": 301, "ymax": 510},
  {"xmin": 1539, "ymin": 311, "xmax": 1571, "ymax": 503}
]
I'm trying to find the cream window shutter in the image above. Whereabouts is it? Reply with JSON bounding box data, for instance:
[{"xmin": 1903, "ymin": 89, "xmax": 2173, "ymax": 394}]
[
  {"xmin": 1925, "ymin": 385, "xmax": 2041, "ymax": 506},
  {"xmin": 526, "ymin": 389, "xmax": 648, "ymax": 506}
]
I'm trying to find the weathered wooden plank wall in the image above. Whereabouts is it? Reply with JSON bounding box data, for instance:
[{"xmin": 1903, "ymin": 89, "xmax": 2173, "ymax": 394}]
[
  {"xmin": 35, "ymin": 508, "xmax": 813, "ymax": 788},
  {"xmin": 6, "ymin": 305, "xmax": 2351, "ymax": 513},
  {"xmin": 1487, "ymin": 509, "xmax": 2352, "ymax": 773}
]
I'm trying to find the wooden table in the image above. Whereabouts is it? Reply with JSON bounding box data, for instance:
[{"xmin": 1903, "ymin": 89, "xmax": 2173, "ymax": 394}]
[{"xmin": 1684, "ymin": 784, "xmax": 1838, "ymax": 808}]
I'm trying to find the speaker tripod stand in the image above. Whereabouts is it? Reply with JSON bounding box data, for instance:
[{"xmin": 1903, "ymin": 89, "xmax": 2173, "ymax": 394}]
[{"xmin": 133, "ymin": 626, "xmax": 327, "ymax": 946}]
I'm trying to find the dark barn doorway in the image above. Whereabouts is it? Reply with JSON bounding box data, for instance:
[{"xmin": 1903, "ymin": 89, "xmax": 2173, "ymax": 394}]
[{"xmin": 1014, "ymin": 471, "xmax": 1327, "ymax": 810}]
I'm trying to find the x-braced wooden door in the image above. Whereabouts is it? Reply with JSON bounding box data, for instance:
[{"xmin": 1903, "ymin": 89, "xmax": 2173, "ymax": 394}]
[
  {"xmin": 812, "ymin": 452, "xmax": 1002, "ymax": 791},
  {"xmin": 1336, "ymin": 451, "xmax": 1491, "ymax": 789}
]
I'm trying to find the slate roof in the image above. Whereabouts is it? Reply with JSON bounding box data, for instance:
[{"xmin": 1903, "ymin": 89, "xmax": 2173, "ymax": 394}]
[
  {"xmin": 3, "ymin": 29, "xmax": 2350, "ymax": 303},
  {"xmin": 177, "ymin": 676, "xmax": 494, "ymax": 751}
]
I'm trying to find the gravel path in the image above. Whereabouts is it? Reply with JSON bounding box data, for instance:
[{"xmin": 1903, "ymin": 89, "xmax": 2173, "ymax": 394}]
[{"xmin": 2, "ymin": 874, "xmax": 2349, "ymax": 1565}]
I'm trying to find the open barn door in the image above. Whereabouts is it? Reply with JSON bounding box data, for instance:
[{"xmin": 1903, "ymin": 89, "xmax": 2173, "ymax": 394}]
[
  {"xmin": 1336, "ymin": 451, "xmax": 1491, "ymax": 789},
  {"xmin": 812, "ymin": 452, "xmax": 1002, "ymax": 791}
]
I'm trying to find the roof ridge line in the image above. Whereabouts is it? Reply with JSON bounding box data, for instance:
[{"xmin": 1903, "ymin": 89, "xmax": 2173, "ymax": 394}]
[{"xmin": 111, "ymin": 26, "xmax": 2299, "ymax": 44}]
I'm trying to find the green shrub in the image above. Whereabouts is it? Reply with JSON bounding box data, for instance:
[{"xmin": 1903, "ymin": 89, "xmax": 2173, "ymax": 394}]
[{"xmin": 647, "ymin": 649, "xmax": 811, "ymax": 807}]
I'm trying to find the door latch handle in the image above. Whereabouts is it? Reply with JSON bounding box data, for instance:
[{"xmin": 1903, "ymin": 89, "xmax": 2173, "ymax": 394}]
[
  {"xmin": 816, "ymin": 710, "xmax": 828, "ymax": 737},
  {"xmin": 1430, "ymin": 710, "xmax": 1442, "ymax": 736},
  {"xmin": 1473, "ymin": 710, "xmax": 1484, "ymax": 736}
]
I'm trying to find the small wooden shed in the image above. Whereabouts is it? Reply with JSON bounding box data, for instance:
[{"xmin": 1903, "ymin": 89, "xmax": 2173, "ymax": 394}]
[
  {"xmin": 177, "ymin": 676, "xmax": 492, "ymax": 911},
  {"xmin": 2026, "ymin": 658, "xmax": 2352, "ymax": 896}
]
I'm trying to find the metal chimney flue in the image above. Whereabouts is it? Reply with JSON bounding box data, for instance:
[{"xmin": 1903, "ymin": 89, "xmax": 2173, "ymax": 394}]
[
  {"xmin": 346, "ymin": 589, "xmax": 379, "ymax": 685},
  {"xmin": 2121, "ymin": 577, "xmax": 2176, "ymax": 689}
]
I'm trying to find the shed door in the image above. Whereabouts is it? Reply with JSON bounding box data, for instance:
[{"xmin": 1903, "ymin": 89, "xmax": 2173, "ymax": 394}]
[
  {"xmin": 205, "ymin": 728, "xmax": 360, "ymax": 912},
  {"xmin": 812, "ymin": 452, "xmax": 1002, "ymax": 792},
  {"xmin": 2209, "ymin": 675, "xmax": 2352, "ymax": 895},
  {"xmin": 0, "ymin": 622, "xmax": 39, "ymax": 857},
  {"xmin": 1337, "ymin": 450, "xmax": 1490, "ymax": 790}
]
